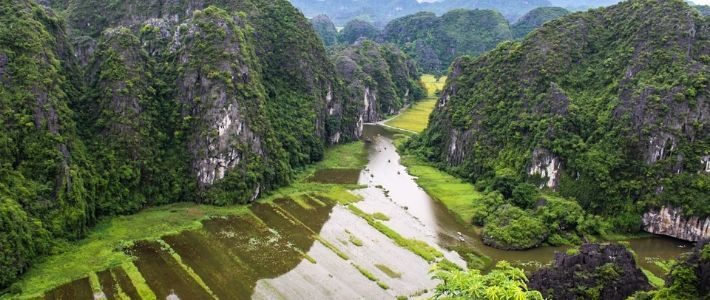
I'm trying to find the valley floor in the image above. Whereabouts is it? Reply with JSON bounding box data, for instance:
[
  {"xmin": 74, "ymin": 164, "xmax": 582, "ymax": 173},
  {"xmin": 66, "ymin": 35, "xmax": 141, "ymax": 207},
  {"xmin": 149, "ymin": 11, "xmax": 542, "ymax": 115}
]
[{"xmin": 384, "ymin": 75, "xmax": 446, "ymax": 133}]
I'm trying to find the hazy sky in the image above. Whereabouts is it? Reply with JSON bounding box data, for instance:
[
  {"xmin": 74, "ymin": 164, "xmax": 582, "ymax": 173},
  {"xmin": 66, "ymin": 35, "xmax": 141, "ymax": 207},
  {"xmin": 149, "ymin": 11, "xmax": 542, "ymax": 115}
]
[{"xmin": 695, "ymin": 0, "xmax": 710, "ymax": 4}]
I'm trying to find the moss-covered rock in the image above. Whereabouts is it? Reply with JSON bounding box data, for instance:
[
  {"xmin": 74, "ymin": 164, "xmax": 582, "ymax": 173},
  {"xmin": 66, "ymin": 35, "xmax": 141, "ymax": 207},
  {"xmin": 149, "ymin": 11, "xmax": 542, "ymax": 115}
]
[
  {"xmin": 412, "ymin": 0, "xmax": 710, "ymax": 232},
  {"xmin": 0, "ymin": 0, "xmax": 370, "ymax": 288},
  {"xmin": 332, "ymin": 40, "xmax": 424, "ymax": 123},
  {"xmin": 382, "ymin": 9, "xmax": 513, "ymax": 74},
  {"xmin": 529, "ymin": 243, "xmax": 651, "ymax": 300}
]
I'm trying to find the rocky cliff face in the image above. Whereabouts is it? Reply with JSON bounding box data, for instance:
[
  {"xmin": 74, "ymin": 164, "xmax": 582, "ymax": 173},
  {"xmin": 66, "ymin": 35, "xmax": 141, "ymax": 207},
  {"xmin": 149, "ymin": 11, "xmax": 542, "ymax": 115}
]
[
  {"xmin": 415, "ymin": 0, "xmax": 709, "ymax": 227},
  {"xmin": 529, "ymin": 244, "xmax": 651, "ymax": 300},
  {"xmin": 0, "ymin": 0, "xmax": 366, "ymax": 288},
  {"xmin": 332, "ymin": 40, "xmax": 424, "ymax": 123},
  {"xmin": 643, "ymin": 206, "xmax": 710, "ymax": 241}
]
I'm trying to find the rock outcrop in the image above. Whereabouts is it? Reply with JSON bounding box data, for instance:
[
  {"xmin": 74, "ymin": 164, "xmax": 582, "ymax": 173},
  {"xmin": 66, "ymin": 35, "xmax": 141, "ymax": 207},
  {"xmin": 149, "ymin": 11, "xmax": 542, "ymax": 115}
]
[
  {"xmin": 332, "ymin": 40, "xmax": 424, "ymax": 123},
  {"xmin": 415, "ymin": 0, "xmax": 709, "ymax": 224},
  {"xmin": 643, "ymin": 206, "xmax": 710, "ymax": 242},
  {"xmin": 529, "ymin": 244, "xmax": 651, "ymax": 300},
  {"xmin": 0, "ymin": 0, "xmax": 370, "ymax": 288}
]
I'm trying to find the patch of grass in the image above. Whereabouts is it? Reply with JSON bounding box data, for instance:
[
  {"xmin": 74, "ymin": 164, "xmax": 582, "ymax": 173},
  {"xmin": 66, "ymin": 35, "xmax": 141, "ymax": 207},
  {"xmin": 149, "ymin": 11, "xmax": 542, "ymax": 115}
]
[
  {"xmin": 399, "ymin": 155, "xmax": 484, "ymax": 225},
  {"xmin": 385, "ymin": 99, "xmax": 437, "ymax": 133},
  {"xmin": 11, "ymin": 141, "xmax": 369, "ymax": 298},
  {"xmin": 315, "ymin": 141, "xmax": 368, "ymax": 169},
  {"xmin": 375, "ymin": 264, "xmax": 401, "ymax": 278},
  {"xmin": 353, "ymin": 263, "xmax": 378, "ymax": 281},
  {"xmin": 295, "ymin": 249, "xmax": 317, "ymax": 264},
  {"xmin": 88, "ymin": 272, "xmax": 101, "ymax": 293},
  {"xmin": 291, "ymin": 194, "xmax": 315, "ymax": 209},
  {"xmin": 436, "ymin": 259, "xmax": 463, "ymax": 272},
  {"xmin": 156, "ymin": 239, "xmax": 217, "ymax": 299},
  {"xmin": 352, "ymin": 264, "xmax": 389, "ymax": 290},
  {"xmin": 122, "ymin": 262, "xmax": 156, "ymax": 300},
  {"xmin": 655, "ymin": 259, "xmax": 676, "ymax": 273},
  {"xmin": 449, "ymin": 245, "xmax": 491, "ymax": 270},
  {"xmin": 11, "ymin": 203, "xmax": 250, "ymax": 297},
  {"xmin": 316, "ymin": 236, "xmax": 349, "ymax": 260},
  {"xmin": 372, "ymin": 212, "xmax": 390, "ymax": 221},
  {"xmin": 348, "ymin": 205, "xmax": 443, "ymax": 262},
  {"xmin": 385, "ymin": 75, "xmax": 446, "ymax": 133},
  {"xmin": 349, "ymin": 235, "xmax": 364, "ymax": 247},
  {"xmin": 420, "ymin": 74, "xmax": 447, "ymax": 98},
  {"xmin": 642, "ymin": 268, "xmax": 665, "ymax": 288}
]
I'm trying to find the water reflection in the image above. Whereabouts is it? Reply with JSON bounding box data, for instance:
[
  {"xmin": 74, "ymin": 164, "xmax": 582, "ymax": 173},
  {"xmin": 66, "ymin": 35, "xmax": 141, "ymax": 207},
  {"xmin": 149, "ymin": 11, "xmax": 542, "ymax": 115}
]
[
  {"xmin": 42, "ymin": 125, "xmax": 693, "ymax": 299},
  {"xmin": 359, "ymin": 124, "xmax": 692, "ymax": 274}
]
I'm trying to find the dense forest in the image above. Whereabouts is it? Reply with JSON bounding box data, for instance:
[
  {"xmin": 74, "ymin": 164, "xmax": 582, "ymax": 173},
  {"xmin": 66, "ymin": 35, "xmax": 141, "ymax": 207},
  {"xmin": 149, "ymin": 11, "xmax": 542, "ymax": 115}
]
[
  {"xmin": 331, "ymin": 40, "xmax": 425, "ymax": 122},
  {"xmin": 0, "ymin": 0, "xmax": 421, "ymax": 288},
  {"xmin": 312, "ymin": 7, "xmax": 571, "ymax": 75},
  {"xmin": 511, "ymin": 7, "xmax": 570, "ymax": 39},
  {"xmin": 407, "ymin": 0, "xmax": 709, "ymax": 250}
]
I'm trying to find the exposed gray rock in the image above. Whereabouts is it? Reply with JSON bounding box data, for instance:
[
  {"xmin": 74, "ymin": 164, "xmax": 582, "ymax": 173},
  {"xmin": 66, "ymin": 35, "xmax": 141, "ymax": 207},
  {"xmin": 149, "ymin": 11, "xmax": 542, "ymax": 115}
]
[
  {"xmin": 528, "ymin": 148, "xmax": 562, "ymax": 189},
  {"xmin": 643, "ymin": 206, "xmax": 710, "ymax": 242},
  {"xmin": 529, "ymin": 243, "xmax": 651, "ymax": 300}
]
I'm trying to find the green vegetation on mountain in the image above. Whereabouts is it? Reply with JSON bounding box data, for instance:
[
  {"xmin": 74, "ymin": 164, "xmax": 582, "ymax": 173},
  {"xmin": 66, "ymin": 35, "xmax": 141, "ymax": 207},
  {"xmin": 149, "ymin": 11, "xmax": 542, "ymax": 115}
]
[
  {"xmin": 511, "ymin": 7, "xmax": 570, "ymax": 39},
  {"xmin": 6, "ymin": 140, "xmax": 368, "ymax": 298},
  {"xmin": 407, "ymin": 0, "xmax": 710, "ymax": 249},
  {"xmin": 332, "ymin": 40, "xmax": 424, "ymax": 122},
  {"xmin": 0, "ymin": 0, "xmax": 93, "ymax": 288},
  {"xmin": 0, "ymin": 0, "xmax": 370, "ymax": 289},
  {"xmin": 382, "ymin": 9, "xmax": 513, "ymax": 74},
  {"xmin": 339, "ymin": 19, "xmax": 381, "ymax": 45},
  {"xmin": 311, "ymin": 15, "xmax": 338, "ymax": 47}
]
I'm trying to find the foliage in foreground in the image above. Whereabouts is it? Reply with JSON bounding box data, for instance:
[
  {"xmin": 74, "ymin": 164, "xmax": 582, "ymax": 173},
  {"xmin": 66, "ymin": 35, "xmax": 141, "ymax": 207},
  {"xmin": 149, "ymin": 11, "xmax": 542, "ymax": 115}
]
[{"xmin": 432, "ymin": 261, "xmax": 543, "ymax": 300}]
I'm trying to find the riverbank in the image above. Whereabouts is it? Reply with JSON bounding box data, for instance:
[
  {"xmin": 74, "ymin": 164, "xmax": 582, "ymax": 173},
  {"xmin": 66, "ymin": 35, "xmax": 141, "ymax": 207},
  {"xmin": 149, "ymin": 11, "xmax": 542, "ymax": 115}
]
[{"xmin": 6, "ymin": 141, "xmax": 369, "ymax": 298}]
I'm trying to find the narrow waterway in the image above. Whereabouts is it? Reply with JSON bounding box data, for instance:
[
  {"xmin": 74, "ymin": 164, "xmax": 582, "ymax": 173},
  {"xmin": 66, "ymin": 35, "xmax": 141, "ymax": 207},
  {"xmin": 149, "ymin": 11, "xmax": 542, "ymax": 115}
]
[
  {"xmin": 357, "ymin": 124, "xmax": 692, "ymax": 275},
  {"xmin": 42, "ymin": 124, "xmax": 693, "ymax": 300}
]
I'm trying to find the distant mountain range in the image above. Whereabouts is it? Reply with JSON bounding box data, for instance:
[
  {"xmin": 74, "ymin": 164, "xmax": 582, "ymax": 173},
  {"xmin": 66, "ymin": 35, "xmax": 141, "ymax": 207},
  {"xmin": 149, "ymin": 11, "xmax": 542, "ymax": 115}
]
[{"xmin": 290, "ymin": 0, "xmax": 624, "ymax": 26}]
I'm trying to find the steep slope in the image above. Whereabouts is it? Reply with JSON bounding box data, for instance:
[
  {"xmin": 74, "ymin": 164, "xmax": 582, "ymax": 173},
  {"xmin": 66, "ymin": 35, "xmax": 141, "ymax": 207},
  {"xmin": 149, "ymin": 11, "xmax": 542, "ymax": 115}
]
[
  {"xmin": 311, "ymin": 15, "xmax": 338, "ymax": 47},
  {"xmin": 382, "ymin": 9, "xmax": 513, "ymax": 74},
  {"xmin": 339, "ymin": 19, "xmax": 381, "ymax": 45},
  {"xmin": 413, "ymin": 0, "xmax": 709, "ymax": 241},
  {"xmin": 332, "ymin": 40, "xmax": 424, "ymax": 123},
  {"xmin": 0, "ymin": 0, "xmax": 366, "ymax": 289},
  {"xmin": 511, "ymin": 7, "xmax": 570, "ymax": 39},
  {"xmin": 0, "ymin": 0, "xmax": 95, "ymax": 288}
]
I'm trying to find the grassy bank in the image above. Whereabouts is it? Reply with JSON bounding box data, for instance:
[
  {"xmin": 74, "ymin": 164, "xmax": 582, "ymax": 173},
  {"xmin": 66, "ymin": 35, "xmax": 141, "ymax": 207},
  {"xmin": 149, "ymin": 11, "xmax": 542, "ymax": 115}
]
[
  {"xmin": 399, "ymin": 155, "xmax": 484, "ymax": 225},
  {"xmin": 8, "ymin": 141, "xmax": 368, "ymax": 298},
  {"xmin": 385, "ymin": 75, "xmax": 446, "ymax": 133}
]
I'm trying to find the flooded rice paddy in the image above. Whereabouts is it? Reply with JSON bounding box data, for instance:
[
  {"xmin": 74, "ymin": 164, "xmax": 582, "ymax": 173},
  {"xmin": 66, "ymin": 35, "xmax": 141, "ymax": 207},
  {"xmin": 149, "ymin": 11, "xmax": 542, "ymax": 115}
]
[{"xmin": 44, "ymin": 124, "xmax": 692, "ymax": 299}]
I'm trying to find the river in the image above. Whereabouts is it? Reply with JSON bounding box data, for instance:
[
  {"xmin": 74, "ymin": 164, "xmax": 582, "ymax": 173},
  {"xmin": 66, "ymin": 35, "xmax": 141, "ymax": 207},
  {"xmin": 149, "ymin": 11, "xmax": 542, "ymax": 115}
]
[{"xmin": 42, "ymin": 124, "xmax": 692, "ymax": 300}]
